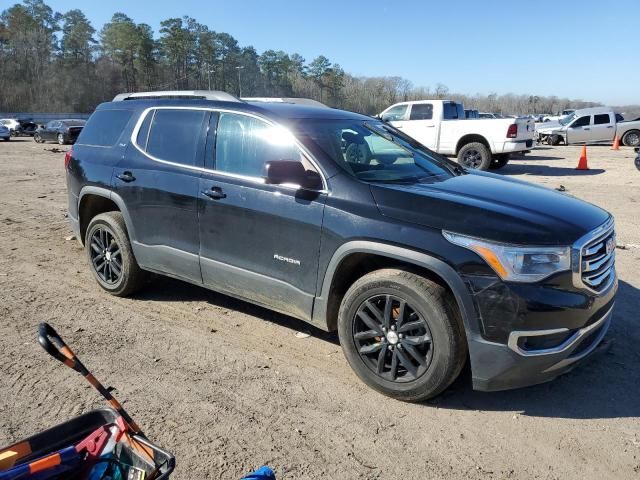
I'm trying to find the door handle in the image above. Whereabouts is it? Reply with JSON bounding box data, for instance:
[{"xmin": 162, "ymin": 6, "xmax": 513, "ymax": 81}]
[
  {"xmin": 606, "ymin": 126, "xmax": 614, "ymax": 128},
  {"xmin": 394, "ymin": 125, "xmax": 404, "ymax": 129},
  {"xmin": 116, "ymin": 171, "xmax": 136, "ymax": 182},
  {"xmin": 583, "ymin": 127, "xmax": 590, "ymax": 130},
  {"xmin": 201, "ymin": 186, "xmax": 226, "ymax": 200}
]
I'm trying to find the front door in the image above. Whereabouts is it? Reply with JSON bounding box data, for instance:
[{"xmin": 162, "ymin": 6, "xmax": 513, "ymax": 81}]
[
  {"xmin": 402, "ymin": 103, "xmax": 438, "ymax": 150},
  {"xmin": 566, "ymin": 115, "xmax": 592, "ymax": 144},
  {"xmin": 198, "ymin": 111, "xmax": 327, "ymax": 321},
  {"xmin": 113, "ymin": 107, "xmax": 209, "ymax": 284}
]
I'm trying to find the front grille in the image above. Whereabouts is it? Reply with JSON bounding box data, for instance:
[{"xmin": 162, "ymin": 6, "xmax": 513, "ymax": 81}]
[{"xmin": 578, "ymin": 220, "xmax": 615, "ymax": 293}]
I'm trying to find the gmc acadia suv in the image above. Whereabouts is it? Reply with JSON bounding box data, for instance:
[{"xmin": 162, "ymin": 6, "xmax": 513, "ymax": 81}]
[{"xmin": 65, "ymin": 91, "xmax": 617, "ymax": 401}]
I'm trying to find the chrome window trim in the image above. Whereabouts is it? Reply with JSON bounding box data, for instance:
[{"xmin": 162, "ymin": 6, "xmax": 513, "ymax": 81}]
[
  {"xmin": 571, "ymin": 216, "xmax": 615, "ymax": 293},
  {"xmin": 507, "ymin": 304, "xmax": 614, "ymax": 357},
  {"xmin": 129, "ymin": 106, "xmax": 328, "ymax": 193}
]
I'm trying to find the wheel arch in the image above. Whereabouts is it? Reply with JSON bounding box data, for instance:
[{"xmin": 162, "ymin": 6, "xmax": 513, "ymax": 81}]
[
  {"xmin": 78, "ymin": 187, "xmax": 136, "ymax": 245},
  {"xmin": 455, "ymin": 134, "xmax": 492, "ymax": 155},
  {"xmin": 313, "ymin": 241, "xmax": 480, "ymax": 341}
]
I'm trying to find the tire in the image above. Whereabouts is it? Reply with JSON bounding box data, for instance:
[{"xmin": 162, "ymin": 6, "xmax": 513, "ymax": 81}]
[
  {"xmin": 338, "ymin": 269, "xmax": 467, "ymax": 402},
  {"xmin": 34, "ymin": 133, "xmax": 43, "ymax": 143},
  {"xmin": 85, "ymin": 212, "xmax": 147, "ymax": 297},
  {"xmin": 57, "ymin": 133, "xmax": 66, "ymax": 145},
  {"xmin": 622, "ymin": 130, "xmax": 640, "ymax": 147},
  {"xmin": 2, "ymin": 137, "xmax": 9, "ymax": 142},
  {"xmin": 489, "ymin": 153, "xmax": 510, "ymax": 170},
  {"xmin": 548, "ymin": 134, "xmax": 562, "ymax": 146},
  {"xmin": 457, "ymin": 142, "xmax": 492, "ymax": 170}
]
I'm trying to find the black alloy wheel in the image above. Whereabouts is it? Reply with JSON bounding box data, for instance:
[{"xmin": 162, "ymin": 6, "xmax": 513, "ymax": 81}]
[
  {"xmin": 353, "ymin": 294, "xmax": 433, "ymax": 383},
  {"xmin": 89, "ymin": 227, "xmax": 122, "ymax": 285}
]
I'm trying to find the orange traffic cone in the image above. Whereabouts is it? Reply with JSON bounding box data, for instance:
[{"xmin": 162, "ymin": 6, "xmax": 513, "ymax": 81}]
[
  {"xmin": 576, "ymin": 145, "xmax": 589, "ymax": 170},
  {"xmin": 611, "ymin": 135, "xmax": 620, "ymax": 150}
]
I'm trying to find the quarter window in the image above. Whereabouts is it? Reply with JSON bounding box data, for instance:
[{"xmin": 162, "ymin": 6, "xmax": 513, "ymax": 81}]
[
  {"xmin": 215, "ymin": 113, "xmax": 304, "ymax": 178},
  {"xmin": 410, "ymin": 104, "xmax": 433, "ymax": 120},
  {"xmin": 594, "ymin": 114, "xmax": 611, "ymax": 125},
  {"xmin": 78, "ymin": 110, "xmax": 132, "ymax": 147},
  {"xmin": 145, "ymin": 109, "xmax": 207, "ymax": 167}
]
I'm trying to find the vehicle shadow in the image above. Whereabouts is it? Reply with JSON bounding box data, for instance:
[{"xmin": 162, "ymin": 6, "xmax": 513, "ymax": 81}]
[
  {"xmin": 429, "ymin": 279, "xmax": 640, "ymax": 420},
  {"xmin": 134, "ymin": 276, "xmax": 340, "ymax": 345},
  {"xmin": 500, "ymin": 164, "xmax": 605, "ymax": 176},
  {"xmin": 135, "ymin": 274, "xmax": 638, "ymax": 420}
]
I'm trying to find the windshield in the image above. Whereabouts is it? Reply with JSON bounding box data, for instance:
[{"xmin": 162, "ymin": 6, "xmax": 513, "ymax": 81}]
[
  {"xmin": 559, "ymin": 114, "xmax": 576, "ymax": 126},
  {"xmin": 293, "ymin": 119, "xmax": 456, "ymax": 183}
]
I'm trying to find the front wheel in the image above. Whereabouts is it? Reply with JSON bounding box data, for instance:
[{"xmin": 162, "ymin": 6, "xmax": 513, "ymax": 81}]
[
  {"xmin": 34, "ymin": 133, "xmax": 44, "ymax": 143},
  {"xmin": 457, "ymin": 142, "xmax": 492, "ymax": 170},
  {"xmin": 622, "ymin": 130, "xmax": 640, "ymax": 147},
  {"xmin": 338, "ymin": 269, "xmax": 467, "ymax": 402},
  {"xmin": 85, "ymin": 212, "xmax": 147, "ymax": 296}
]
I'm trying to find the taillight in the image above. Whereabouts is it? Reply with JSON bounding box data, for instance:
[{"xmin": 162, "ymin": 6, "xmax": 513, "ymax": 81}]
[
  {"xmin": 64, "ymin": 149, "xmax": 73, "ymax": 169},
  {"xmin": 506, "ymin": 124, "xmax": 518, "ymax": 138}
]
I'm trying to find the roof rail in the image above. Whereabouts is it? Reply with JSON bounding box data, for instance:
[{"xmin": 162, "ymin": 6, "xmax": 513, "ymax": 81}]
[
  {"xmin": 242, "ymin": 97, "xmax": 329, "ymax": 108},
  {"xmin": 112, "ymin": 90, "xmax": 241, "ymax": 102}
]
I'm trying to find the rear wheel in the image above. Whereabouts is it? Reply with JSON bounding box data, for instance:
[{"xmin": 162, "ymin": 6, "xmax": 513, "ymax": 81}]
[
  {"xmin": 622, "ymin": 130, "xmax": 640, "ymax": 147},
  {"xmin": 457, "ymin": 142, "xmax": 491, "ymax": 170},
  {"xmin": 338, "ymin": 269, "xmax": 467, "ymax": 402},
  {"xmin": 489, "ymin": 153, "xmax": 510, "ymax": 170},
  {"xmin": 57, "ymin": 133, "xmax": 66, "ymax": 145},
  {"xmin": 85, "ymin": 212, "xmax": 147, "ymax": 297}
]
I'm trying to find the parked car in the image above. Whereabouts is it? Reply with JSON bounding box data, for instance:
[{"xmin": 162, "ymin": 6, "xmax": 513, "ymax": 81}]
[
  {"xmin": 464, "ymin": 109, "xmax": 479, "ymax": 119},
  {"xmin": 635, "ymin": 147, "xmax": 640, "ymax": 171},
  {"xmin": 543, "ymin": 109, "xmax": 577, "ymax": 123},
  {"xmin": 66, "ymin": 90, "xmax": 617, "ymax": 401},
  {"xmin": 0, "ymin": 124, "xmax": 10, "ymax": 141},
  {"xmin": 17, "ymin": 119, "xmax": 38, "ymax": 136},
  {"xmin": 536, "ymin": 107, "xmax": 640, "ymax": 146},
  {"xmin": 0, "ymin": 118, "xmax": 21, "ymax": 136},
  {"xmin": 379, "ymin": 100, "xmax": 534, "ymax": 170},
  {"xmin": 34, "ymin": 119, "xmax": 86, "ymax": 145}
]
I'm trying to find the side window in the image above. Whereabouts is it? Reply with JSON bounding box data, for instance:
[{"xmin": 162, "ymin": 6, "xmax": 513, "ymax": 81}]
[
  {"xmin": 78, "ymin": 110, "xmax": 132, "ymax": 147},
  {"xmin": 47, "ymin": 121, "xmax": 57, "ymax": 129},
  {"xmin": 145, "ymin": 109, "xmax": 207, "ymax": 167},
  {"xmin": 410, "ymin": 104, "xmax": 433, "ymax": 120},
  {"xmin": 380, "ymin": 104, "xmax": 408, "ymax": 122},
  {"xmin": 615, "ymin": 113, "xmax": 624, "ymax": 123},
  {"xmin": 215, "ymin": 112, "xmax": 304, "ymax": 178},
  {"xmin": 594, "ymin": 114, "xmax": 611, "ymax": 125},
  {"xmin": 571, "ymin": 116, "xmax": 591, "ymax": 128},
  {"xmin": 136, "ymin": 111, "xmax": 153, "ymax": 150}
]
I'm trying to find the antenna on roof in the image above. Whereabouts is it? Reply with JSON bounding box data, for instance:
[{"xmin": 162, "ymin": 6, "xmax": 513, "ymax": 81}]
[{"xmin": 112, "ymin": 90, "xmax": 242, "ymax": 102}]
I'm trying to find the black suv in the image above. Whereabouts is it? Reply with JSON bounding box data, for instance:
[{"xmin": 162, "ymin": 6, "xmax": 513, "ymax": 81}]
[{"xmin": 66, "ymin": 91, "xmax": 617, "ymax": 401}]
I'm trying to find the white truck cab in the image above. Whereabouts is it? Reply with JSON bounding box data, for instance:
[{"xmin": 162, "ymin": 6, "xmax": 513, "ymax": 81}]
[{"xmin": 379, "ymin": 100, "xmax": 535, "ymax": 170}]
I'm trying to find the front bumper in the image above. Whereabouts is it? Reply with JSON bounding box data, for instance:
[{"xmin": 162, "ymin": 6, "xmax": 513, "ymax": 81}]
[{"xmin": 467, "ymin": 274, "xmax": 617, "ymax": 391}]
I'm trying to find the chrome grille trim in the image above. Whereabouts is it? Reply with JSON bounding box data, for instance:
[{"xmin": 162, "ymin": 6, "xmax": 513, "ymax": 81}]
[{"xmin": 571, "ymin": 217, "xmax": 616, "ymax": 293}]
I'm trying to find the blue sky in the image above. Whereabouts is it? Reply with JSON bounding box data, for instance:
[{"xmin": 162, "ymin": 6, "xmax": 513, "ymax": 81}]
[{"xmin": 34, "ymin": 0, "xmax": 638, "ymax": 105}]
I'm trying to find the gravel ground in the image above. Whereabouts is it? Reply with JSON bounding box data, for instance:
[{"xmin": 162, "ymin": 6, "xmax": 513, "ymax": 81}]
[{"xmin": 1, "ymin": 138, "xmax": 639, "ymax": 479}]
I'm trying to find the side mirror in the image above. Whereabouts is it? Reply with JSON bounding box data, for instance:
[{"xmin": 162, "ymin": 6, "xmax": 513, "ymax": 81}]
[{"xmin": 264, "ymin": 160, "xmax": 323, "ymax": 190}]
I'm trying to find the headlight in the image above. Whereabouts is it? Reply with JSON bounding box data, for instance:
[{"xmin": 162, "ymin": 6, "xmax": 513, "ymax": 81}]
[{"xmin": 443, "ymin": 231, "xmax": 571, "ymax": 282}]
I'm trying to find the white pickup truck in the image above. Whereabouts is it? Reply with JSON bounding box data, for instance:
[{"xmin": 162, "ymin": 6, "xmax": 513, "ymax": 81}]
[{"xmin": 379, "ymin": 100, "xmax": 535, "ymax": 170}]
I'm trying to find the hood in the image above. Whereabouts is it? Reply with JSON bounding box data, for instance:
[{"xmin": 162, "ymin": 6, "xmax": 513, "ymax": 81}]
[
  {"xmin": 369, "ymin": 171, "xmax": 610, "ymax": 245},
  {"xmin": 536, "ymin": 122, "xmax": 564, "ymax": 133}
]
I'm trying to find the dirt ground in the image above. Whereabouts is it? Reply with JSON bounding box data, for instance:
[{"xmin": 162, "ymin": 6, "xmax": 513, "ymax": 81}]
[{"xmin": 0, "ymin": 139, "xmax": 639, "ymax": 479}]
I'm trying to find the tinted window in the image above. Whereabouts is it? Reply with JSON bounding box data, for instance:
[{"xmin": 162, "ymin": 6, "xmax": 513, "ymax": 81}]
[
  {"xmin": 136, "ymin": 111, "xmax": 153, "ymax": 150},
  {"xmin": 594, "ymin": 114, "xmax": 611, "ymax": 125},
  {"xmin": 215, "ymin": 113, "xmax": 303, "ymax": 177},
  {"xmin": 77, "ymin": 110, "xmax": 131, "ymax": 147},
  {"xmin": 571, "ymin": 116, "xmax": 590, "ymax": 127},
  {"xmin": 615, "ymin": 113, "xmax": 624, "ymax": 123},
  {"xmin": 381, "ymin": 104, "xmax": 408, "ymax": 122},
  {"xmin": 443, "ymin": 102, "xmax": 464, "ymax": 119},
  {"xmin": 146, "ymin": 109, "xmax": 207, "ymax": 166},
  {"xmin": 410, "ymin": 104, "xmax": 433, "ymax": 120}
]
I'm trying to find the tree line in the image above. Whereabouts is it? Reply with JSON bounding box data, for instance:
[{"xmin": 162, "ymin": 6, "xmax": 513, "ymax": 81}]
[{"xmin": 0, "ymin": 0, "xmax": 603, "ymax": 116}]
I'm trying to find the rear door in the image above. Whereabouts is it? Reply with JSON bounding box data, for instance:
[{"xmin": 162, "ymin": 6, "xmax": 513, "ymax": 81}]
[
  {"xmin": 198, "ymin": 111, "xmax": 327, "ymax": 321},
  {"xmin": 114, "ymin": 107, "xmax": 209, "ymax": 284},
  {"xmin": 591, "ymin": 113, "xmax": 616, "ymax": 143},
  {"xmin": 566, "ymin": 115, "xmax": 592, "ymax": 143},
  {"xmin": 402, "ymin": 103, "xmax": 438, "ymax": 149}
]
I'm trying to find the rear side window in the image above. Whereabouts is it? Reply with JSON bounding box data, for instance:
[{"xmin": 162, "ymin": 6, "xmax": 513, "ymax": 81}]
[
  {"xmin": 145, "ymin": 109, "xmax": 207, "ymax": 167},
  {"xmin": 78, "ymin": 110, "xmax": 132, "ymax": 147},
  {"xmin": 410, "ymin": 104, "xmax": 433, "ymax": 120},
  {"xmin": 594, "ymin": 114, "xmax": 611, "ymax": 125}
]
